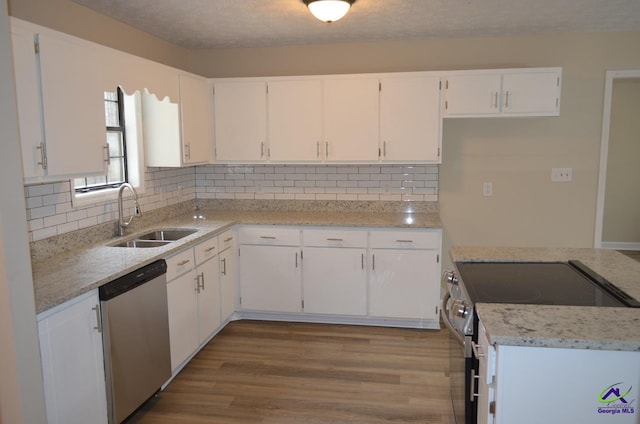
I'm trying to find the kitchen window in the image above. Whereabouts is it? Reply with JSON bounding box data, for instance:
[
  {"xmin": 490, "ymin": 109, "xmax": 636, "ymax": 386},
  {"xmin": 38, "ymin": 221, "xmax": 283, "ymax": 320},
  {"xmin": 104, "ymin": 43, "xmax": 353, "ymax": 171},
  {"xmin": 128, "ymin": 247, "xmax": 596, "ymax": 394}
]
[
  {"xmin": 71, "ymin": 88, "xmax": 145, "ymax": 207},
  {"xmin": 74, "ymin": 89, "xmax": 128, "ymax": 192}
]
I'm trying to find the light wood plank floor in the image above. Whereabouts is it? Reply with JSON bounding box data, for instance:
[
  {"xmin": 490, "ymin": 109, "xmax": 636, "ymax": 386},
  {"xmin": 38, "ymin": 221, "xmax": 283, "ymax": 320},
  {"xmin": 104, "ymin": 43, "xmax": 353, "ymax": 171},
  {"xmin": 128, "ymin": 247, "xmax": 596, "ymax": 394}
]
[{"xmin": 128, "ymin": 320, "xmax": 453, "ymax": 424}]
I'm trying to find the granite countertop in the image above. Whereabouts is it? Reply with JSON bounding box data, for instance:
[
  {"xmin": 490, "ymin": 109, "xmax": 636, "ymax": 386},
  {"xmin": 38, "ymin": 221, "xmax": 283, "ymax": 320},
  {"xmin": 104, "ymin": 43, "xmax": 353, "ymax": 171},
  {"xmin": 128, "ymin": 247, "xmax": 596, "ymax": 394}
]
[
  {"xmin": 33, "ymin": 208, "xmax": 441, "ymax": 314},
  {"xmin": 451, "ymin": 246, "xmax": 640, "ymax": 352}
]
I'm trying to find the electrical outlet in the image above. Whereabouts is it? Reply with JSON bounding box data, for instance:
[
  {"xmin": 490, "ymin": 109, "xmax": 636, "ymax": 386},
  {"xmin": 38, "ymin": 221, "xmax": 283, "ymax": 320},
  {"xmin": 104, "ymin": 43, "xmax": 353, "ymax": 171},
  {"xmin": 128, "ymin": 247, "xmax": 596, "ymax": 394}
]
[
  {"xmin": 483, "ymin": 182, "xmax": 493, "ymax": 197},
  {"xmin": 551, "ymin": 168, "xmax": 573, "ymax": 182}
]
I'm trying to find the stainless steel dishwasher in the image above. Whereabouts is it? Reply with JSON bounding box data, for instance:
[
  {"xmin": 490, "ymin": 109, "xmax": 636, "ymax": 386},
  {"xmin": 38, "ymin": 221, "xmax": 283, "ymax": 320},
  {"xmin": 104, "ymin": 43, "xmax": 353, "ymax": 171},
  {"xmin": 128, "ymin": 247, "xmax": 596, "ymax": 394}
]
[{"xmin": 99, "ymin": 259, "xmax": 171, "ymax": 424}]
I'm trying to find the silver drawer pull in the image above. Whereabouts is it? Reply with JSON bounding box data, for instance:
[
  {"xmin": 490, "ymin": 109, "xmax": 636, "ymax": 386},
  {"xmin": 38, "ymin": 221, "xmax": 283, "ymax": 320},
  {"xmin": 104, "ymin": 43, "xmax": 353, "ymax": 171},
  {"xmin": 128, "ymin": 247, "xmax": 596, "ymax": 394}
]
[
  {"xmin": 327, "ymin": 238, "xmax": 343, "ymax": 242},
  {"xmin": 396, "ymin": 239, "xmax": 414, "ymax": 243},
  {"xmin": 224, "ymin": 237, "xmax": 233, "ymax": 242},
  {"xmin": 177, "ymin": 259, "xmax": 191, "ymax": 266},
  {"xmin": 260, "ymin": 236, "xmax": 276, "ymax": 240},
  {"xmin": 92, "ymin": 305, "xmax": 102, "ymax": 333},
  {"xmin": 204, "ymin": 246, "xmax": 216, "ymax": 252}
]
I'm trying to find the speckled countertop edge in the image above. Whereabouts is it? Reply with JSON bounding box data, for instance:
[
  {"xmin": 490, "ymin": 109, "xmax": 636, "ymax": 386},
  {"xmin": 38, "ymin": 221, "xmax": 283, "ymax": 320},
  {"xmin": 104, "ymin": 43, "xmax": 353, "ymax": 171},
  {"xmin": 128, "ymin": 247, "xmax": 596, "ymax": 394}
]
[
  {"xmin": 452, "ymin": 246, "xmax": 640, "ymax": 352},
  {"xmin": 33, "ymin": 208, "xmax": 441, "ymax": 314}
]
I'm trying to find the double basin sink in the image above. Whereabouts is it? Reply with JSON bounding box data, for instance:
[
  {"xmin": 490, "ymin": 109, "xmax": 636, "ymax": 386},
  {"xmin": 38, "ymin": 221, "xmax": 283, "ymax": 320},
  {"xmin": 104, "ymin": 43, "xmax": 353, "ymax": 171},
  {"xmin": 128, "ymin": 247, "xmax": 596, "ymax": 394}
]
[{"xmin": 108, "ymin": 228, "xmax": 198, "ymax": 248}]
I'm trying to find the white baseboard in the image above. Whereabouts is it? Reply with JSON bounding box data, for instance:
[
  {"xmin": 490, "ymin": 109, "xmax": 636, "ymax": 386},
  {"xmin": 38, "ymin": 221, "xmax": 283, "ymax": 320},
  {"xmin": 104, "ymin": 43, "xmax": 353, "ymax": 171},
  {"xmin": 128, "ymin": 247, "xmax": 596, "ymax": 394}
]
[{"xmin": 601, "ymin": 241, "xmax": 640, "ymax": 251}]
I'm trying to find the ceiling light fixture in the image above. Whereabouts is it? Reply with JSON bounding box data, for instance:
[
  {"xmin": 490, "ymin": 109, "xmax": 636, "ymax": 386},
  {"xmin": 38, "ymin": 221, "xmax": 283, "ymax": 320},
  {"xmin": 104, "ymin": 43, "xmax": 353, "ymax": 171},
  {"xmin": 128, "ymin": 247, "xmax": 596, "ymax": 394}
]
[{"xmin": 303, "ymin": 0, "xmax": 356, "ymax": 23}]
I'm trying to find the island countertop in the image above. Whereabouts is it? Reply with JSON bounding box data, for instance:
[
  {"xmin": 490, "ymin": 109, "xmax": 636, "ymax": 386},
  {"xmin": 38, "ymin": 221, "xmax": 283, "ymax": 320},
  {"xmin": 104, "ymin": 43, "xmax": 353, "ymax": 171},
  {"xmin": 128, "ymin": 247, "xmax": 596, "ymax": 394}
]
[{"xmin": 451, "ymin": 246, "xmax": 640, "ymax": 351}]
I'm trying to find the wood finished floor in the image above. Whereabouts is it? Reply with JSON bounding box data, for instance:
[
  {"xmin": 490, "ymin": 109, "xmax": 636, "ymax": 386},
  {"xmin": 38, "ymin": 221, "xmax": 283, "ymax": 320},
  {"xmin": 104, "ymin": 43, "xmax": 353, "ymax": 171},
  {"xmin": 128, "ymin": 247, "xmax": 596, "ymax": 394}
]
[{"xmin": 128, "ymin": 320, "xmax": 453, "ymax": 424}]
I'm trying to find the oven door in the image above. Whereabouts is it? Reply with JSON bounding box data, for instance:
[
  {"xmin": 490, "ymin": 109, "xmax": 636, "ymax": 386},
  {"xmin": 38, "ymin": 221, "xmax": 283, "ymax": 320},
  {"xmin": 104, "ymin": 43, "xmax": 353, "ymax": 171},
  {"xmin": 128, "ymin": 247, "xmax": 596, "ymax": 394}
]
[{"xmin": 441, "ymin": 292, "xmax": 477, "ymax": 424}]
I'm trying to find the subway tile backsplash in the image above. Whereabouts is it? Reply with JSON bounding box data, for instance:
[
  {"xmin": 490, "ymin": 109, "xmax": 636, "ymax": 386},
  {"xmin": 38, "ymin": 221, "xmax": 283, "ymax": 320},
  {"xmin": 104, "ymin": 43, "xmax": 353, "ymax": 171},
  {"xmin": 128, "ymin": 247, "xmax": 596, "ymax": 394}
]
[{"xmin": 24, "ymin": 164, "xmax": 438, "ymax": 242}]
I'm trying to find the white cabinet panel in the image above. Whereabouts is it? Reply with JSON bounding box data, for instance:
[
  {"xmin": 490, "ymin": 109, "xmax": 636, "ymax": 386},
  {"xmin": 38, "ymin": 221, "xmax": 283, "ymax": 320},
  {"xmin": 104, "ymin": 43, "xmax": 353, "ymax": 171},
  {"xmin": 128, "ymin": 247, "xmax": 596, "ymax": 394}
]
[
  {"xmin": 38, "ymin": 291, "xmax": 108, "ymax": 424},
  {"xmin": 380, "ymin": 76, "xmax": 442, "ymax": 163},
  {"xmin": 268, "ymin": 79, "xmax": 323, "ymax": 162},
  {"xmin": 238, "ymin": 226, "xmax": 300, "ymax": 246},
  {"xmin": 323, "ymin": 78, "xmax": 379, "ymax": 161},
  {"xmin": 303, "ymin": 247, "xmax": 367, "ymax": 316},
  {"xmin": 303, "ymin": 227, "xmax": 368, "ymax": 248},
  {"xmin": 142, "ymin": 89, "xmax": 182, "ymax": 167},
  {"xmin": 220, "ymin": 243, "xmax": 238, "ymax": 322},
  {"xmin": 180, "ymin": 74, "xmax": 212, "ymax": 164},
  {"xmin": 443, "ymin": 73, "xmax": 502, "ymax": 116},
  {"xmin": 369, "ymin": 249, "xmax": 440, "ymax": 320},
  {"xmin": 501, "ymin": 71, "xmax": 561, "ymax": 115},
  {"xmin": 239, "ymin": 244, "xmax": 302, "ymax": 313},
  {"xmin": 167, "ymin": 269, "xmax": 198, "ymax": 370},
  {"xmin": 196, "ymin": 256, "xmax": 221, "ymax": 345},
  {"xmin": 369, "ymin": 229, "xmax": 441, "ymax": 249},
  {"xmin": 213, "ymin": 81, "xmax": 268, "ymax": 162}
]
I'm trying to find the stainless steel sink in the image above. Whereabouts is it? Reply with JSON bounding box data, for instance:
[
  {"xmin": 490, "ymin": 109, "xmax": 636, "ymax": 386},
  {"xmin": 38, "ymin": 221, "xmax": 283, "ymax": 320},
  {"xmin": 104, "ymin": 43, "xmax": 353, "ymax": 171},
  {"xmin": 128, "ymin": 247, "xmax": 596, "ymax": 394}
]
[
  {"xmin": 107, "ymin": 228, "xmax": 198, "ymax": 248},
  {"xmin": 109, "ymin": 240, "xmax": 171, "ymax": 248},
  {"xmin": 136, "ymin": 228, "xmax": 198, "ymax": 241}
]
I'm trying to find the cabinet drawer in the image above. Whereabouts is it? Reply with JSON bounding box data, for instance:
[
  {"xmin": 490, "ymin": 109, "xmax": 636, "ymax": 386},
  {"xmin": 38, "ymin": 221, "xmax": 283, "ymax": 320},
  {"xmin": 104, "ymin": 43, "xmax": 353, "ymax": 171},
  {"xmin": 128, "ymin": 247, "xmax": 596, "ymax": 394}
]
[
  {"xmin": 370, "ymin": 229, "xmax": 440, "ymax": 249},
  {"xmin": 303, "ymin": 228, "xmax": 367, "ymax": 248},
  {"xmin": 238, "ymin": 226, "xmax": 300, "ymax": 246},
  {"xmin": 194, "ymin": 237, "xmax": 218, "ymax": 265},
  {"xmin": 218, "ymin": 229, "xmax": 235, "ymax": 251},
  {"xmin": 166, "ymin": 249, "xmax": 195, "ymax": 280}
]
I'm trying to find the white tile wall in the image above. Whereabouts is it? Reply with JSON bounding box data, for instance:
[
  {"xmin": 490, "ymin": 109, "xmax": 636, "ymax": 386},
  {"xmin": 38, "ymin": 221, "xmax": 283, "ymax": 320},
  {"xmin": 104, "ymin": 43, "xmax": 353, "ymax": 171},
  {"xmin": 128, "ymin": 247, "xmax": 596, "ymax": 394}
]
[
  {"xmin": 195, "ymin": 164, "xmax": 439, "ymax": 202},
  {"xmin": 24, "ymin": 164, "xmax": 438, "ymax": 241}
]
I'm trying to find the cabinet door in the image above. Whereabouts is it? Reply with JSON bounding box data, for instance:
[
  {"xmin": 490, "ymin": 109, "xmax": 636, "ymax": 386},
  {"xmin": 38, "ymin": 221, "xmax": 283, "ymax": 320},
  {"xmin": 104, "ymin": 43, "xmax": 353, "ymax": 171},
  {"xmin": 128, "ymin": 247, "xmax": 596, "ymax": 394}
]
[
  {"xmin": 323, "ymin": 78, "xmax": 379, "ymax": 162},
  {"xmin": 444, "ymin": 73, "xmax": 502, "ymax": 116},
  {"xmin": 213, "ymin": 81, "xmax": 267, "ymax": 162},
  {"xmin": 239, "ymin": 245, "xmax": 302, "ymax": 313},
  {"xmin": 10, "ymin": 23, "xmax": 45, "ymax": 180},
  {"xmin": 38, "ymin": 292, "xmax": 108, "ymax": 424},
  {"xmin": 501, "ymin": 71, "xmax": 560, "ymax": 116},
  {"xmin": 268, "ymin": 80, "xmax": 322, "ymax": 162},
  {"xmin": 303, "ymin": 247, "xmax": 367, "ymax": 315},
  {"xmin": 38, "ymin": 32, "xmax": 107, "ymax": 176},
  {"xmin": 220, "ymin": 246, "xmax": 238, "ymax": 322},
  {"xmin": 166, "ymin": 269, "xmax": 198, "ymax": 371},
  {"xmin": 369, "ymin": 249, "xmax": 440, "ymax": 320},
  {"xmin": 380, "ymin": 76, "xmax": 442, "ymax": 162},
  {"xmin": 142, "ymin": 89, "xmax": 182, "ymax": 167},
  {"xmin": 196, "ymin": 257, "xmax": 221, "ymax": 344},
  {"xmin": 180, "ymin": 74, "xmax": 212, "ymax": 164}
]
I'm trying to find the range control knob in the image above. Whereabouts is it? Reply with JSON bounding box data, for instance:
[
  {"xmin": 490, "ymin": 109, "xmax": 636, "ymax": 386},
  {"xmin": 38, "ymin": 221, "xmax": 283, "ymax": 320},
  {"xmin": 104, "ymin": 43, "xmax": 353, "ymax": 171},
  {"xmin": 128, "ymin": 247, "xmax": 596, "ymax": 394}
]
[
  {"xmin": 442, "ymin": 270, "xmax": 459, "ymax": 286},
  {"xmin": 451, "ymin": 299, "xmax": 470, "ymax": 319}
]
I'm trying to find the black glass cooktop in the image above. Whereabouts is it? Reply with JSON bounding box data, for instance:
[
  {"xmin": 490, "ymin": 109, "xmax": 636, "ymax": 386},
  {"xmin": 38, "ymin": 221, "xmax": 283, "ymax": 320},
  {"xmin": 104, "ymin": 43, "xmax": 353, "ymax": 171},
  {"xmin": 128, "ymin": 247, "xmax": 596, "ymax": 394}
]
[{"xmin": 455, "ymin": 260, "xmax": 640, "ymax": 308}]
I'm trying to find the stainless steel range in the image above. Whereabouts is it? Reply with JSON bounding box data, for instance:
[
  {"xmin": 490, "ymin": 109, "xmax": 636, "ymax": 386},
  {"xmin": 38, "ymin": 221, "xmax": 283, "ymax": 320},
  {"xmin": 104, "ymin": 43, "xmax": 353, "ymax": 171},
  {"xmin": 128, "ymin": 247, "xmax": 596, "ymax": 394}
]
[{"xmin": 440, "ymin": 260, "xmax": 640, "ymax": 424}]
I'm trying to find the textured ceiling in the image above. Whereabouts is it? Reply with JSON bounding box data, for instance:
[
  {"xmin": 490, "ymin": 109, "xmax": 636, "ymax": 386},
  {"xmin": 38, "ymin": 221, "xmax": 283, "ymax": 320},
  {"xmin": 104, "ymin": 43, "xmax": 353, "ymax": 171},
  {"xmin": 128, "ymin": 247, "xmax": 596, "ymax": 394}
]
[{"xmin": 72, "ymin": 0, "xmax": 640, "ymax": 49}]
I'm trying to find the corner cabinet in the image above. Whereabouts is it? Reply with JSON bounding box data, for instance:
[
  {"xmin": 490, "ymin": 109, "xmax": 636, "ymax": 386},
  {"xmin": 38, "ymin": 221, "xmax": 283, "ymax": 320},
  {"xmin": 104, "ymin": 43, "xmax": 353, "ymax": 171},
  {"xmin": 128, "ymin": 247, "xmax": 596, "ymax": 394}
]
[
  {"xmin": 179, "ymin": 74, "xmax": 213, "ymax": 164},
  {"xmin": 37, "ymin": 290, "xmax": 108, "ymax": 424},
  {"xmin": 443, "ymin": 68, "xmax": 562, "ymax": 117},
  {"xmin": 11, "ymin": 20, "xmax": 108, "ymax": 181}
]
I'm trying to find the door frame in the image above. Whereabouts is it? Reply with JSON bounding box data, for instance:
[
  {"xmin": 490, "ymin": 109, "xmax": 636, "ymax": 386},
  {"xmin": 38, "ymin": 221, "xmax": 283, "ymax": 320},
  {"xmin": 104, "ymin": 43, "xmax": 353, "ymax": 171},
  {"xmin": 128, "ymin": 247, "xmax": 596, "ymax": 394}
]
[{"xmin": 594, "ymin": 70, "xmax": 640, "ymax": 248}]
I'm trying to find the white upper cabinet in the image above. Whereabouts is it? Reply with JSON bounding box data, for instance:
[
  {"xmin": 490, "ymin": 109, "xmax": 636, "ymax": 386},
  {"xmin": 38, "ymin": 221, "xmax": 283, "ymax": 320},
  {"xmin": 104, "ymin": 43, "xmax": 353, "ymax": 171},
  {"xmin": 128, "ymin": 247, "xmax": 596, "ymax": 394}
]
[
  {"xmin": 213, "ymin": 81, "xmax": 268, "ymax": 162},
  {"xmin": 323, "ymin": 77, "xmax": 380, "ymax": 162},
  {"xmin": 379, "ymin": 75, "xmax": 442, "ymax": 163},
  {"xmin": 179, "ymin": 74, "xmax": 212, "ymax": 164},
  {"xmin": 10, "ymin": 19, "xmax": 107, "ymax": 181},
  {"xmin": 268, "ymin": 79, "xmax": 323, "ymax": 162},
  {"xmin": 142, "ymin": 89, "xmax": 182, "ymax": 167},
  {"xmin": 443, "ymin": 68, "xmax": 562, "ymax": 117}
]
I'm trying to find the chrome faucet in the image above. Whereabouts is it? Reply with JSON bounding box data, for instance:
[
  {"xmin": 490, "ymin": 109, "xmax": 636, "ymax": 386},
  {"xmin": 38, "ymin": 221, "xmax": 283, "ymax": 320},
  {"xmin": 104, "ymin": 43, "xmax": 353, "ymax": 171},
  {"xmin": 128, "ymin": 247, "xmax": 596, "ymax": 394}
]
[{"xmin": 117, "ymin": 183, "xmax": 141, "ymax": 236}]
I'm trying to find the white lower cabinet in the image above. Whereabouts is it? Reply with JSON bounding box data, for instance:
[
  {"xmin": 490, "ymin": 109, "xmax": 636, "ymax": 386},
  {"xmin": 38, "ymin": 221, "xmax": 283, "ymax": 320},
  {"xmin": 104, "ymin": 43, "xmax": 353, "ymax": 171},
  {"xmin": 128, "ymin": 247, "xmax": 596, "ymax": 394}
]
[
  {"xmin": 369, "ymin": 229, "xmax": 442, "ymax": 321},
  {"xmin": 219, "ymin": 229, "xmax": 238, "ymax": 322},
  {"xmin": 239, "ymin": 244, "xmax": 303, "ymax": 313},
  {"xmin": 238, "ymin": 225, "xmax": 442, "ymax": 327},
  {"xmin": 166, "ymin": 236, "xmax": 222, "ymax": 372},
  {"xmin": 37, "ymin": 290, "xmax": 108, "ymax": 424}
]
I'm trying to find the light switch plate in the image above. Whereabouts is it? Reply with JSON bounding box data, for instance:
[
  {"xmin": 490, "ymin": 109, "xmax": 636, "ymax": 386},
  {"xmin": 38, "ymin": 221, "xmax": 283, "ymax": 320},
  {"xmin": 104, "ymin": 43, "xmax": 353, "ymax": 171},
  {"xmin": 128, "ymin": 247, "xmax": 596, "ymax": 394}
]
[{"xmin": 551, "ymin": 168, "xmax": 573, "ymax": 182}]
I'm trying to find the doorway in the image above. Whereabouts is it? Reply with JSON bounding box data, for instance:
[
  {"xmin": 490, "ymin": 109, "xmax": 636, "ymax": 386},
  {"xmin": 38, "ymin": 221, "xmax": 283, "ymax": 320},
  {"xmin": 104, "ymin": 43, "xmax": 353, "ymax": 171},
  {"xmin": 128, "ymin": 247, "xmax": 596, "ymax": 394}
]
[{"xmin": 595, "ymin": 70, "xmax": 640, "ymax": 251}]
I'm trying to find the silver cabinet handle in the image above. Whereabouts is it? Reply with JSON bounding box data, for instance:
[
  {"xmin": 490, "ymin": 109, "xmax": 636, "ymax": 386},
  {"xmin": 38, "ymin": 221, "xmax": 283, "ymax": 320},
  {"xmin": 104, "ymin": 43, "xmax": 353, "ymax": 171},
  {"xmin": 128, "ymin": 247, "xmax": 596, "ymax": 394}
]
[
  {"xmin": 372, "ymin": 254, "xmax": 375, "ymax": 271},
  {"xmin": 195, "ymin": 272, "xmax": 205, "ymax": 293},
  {"xmin": 36, "ymin": 142, "xmax": 48, "ymax": 170},
  {"xmin": 177, "ymin": 259, "xmax": 191, "ymax": 266},
  {"xmin": 325, "ymin": 141, "xmax": 329, "ymax": 159},
  {"xmin": 184, "ymin": 143, "xmax": 191, "ymax": 160},
  {"xmin": 103, "ymin": 144, "xmax": 110, "ymax": 165},
  {"xmin": 396, "ymin": 239, "xmax": 413, "ymax": 243},
  {"xmin": 295, "ymin": 252, "xmax": 298, "ymax": 268},
  {"xmin": 260, "ymin": 236, "xmax": 276, "ymax": 240},
  {"xmin": 221, "ymin": 257, "xmax": 227, "ymax": 276},
  {"xmin": 383, "ymin": 141, "xmax": 387, "ymax": 157},
  {"xmin": 361, "ymin": 253, "xmax": 364, "ymax": 270},
  {"xmin": 92, "ymin": 305, "xmax": 102, "ymax": 333},
  {"xmin": 504, "ymin": 90, "xmax": 510, "ymax": 109},
  {"xmin": 326, "ymin": 238, "xmax": 343, "ymax": 242},
  {"xmin": 261, "ymin": 142, "xmax": 265, "ymax": 158},
  {"xmin": 493, "ymin": 92, "xmax": 498, "ymax": 109},
  {"xmin": 317, "ymin": 141, "xmax": 320, "ymax": 158},
  {"xmin": 224, "ymin": 236, "xmax": 233, "ymax": 243},
  {"xmin": 204, "ymin": 246, "xmax": 216, "ymax": 253}
]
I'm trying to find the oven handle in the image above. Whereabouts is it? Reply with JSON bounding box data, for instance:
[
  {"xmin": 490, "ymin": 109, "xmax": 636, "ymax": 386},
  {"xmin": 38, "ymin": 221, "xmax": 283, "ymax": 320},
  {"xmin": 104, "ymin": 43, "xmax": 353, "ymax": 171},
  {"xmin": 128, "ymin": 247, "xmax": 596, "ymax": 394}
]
[{"xmin": 441, "ymin": 291, "xmax": 464, "ymax": 345}]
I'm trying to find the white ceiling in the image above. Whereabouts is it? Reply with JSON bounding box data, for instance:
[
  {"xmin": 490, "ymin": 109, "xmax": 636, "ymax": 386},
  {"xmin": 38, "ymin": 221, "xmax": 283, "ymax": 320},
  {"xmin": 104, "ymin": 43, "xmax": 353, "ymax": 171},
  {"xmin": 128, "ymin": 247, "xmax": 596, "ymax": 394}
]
[{"xmin": 72, "ymin": 0, "xmax": 640, "ymax": 49}]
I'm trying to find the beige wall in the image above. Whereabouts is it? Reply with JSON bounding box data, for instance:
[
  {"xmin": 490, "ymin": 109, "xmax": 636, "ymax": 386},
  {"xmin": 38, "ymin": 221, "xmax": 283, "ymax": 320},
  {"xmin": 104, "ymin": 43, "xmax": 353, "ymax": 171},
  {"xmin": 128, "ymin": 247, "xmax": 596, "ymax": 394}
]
[
  {"xmin": 187, "ymin": 31, "xmax": 640, "ymax": 268},
  {"xmin": 8, "ymin": 0, "xmax": 189, "ymax": 69},
  {"xmin": 0, "ymin": 0, "xmax": 46, "ymax": 422},
  {"xmin": 602, "ymin": 78, "xmax": 640, "ymax": 244}
]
